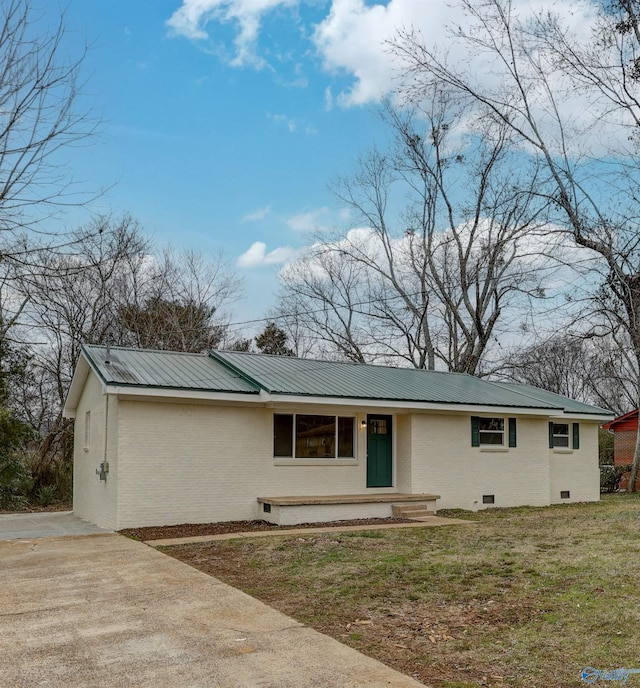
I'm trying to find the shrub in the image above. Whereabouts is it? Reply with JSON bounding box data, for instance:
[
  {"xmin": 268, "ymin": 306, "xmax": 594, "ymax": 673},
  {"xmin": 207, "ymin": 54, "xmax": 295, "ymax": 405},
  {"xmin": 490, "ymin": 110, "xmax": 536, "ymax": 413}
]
[
  {"xmin": 599, "ymin": 428, "xmax": 614, "ymax": 466},
  {"xmin": 600, "ymin": 464, "xmax": 632, "ymax": 493},
  {"xmin": 36, "ymin": 484, "xmax": 57, "ymax": 507},
  {"xmin": 0, "ymin": 453, "xmax": 33, "ymax": 509}
]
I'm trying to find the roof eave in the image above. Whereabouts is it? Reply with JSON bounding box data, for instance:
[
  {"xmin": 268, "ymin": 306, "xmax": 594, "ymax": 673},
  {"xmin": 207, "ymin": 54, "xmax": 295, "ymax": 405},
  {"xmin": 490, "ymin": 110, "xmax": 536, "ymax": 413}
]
[
  {"xmin": 103, "ymin": 385, "xmax": 263, "ymax": 403},
  {"xmin": 62, "ymin": 351, "xmax": 93, "ymax": 418}
]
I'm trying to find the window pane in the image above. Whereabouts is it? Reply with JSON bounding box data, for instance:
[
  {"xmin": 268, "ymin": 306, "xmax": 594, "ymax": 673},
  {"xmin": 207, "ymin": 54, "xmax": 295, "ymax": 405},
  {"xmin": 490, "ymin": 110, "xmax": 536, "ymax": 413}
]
[
  {"xmin": 553, "ymin": 423, "xmax": 569, "ymax": 448},
  {"xmin": 479, "ymin": 418, "xmax": 504, "ymax": 445},
  {"xmin": 274, "ymin": 414, "xmax": 293, "ymax": 457},
  {"xmin": 369, "ymin": 418, "xmax": 387, "ymax": 434},
  {"xmin": 479, "ymin": 418, "xmax": 504, "ymax": 432},
  {"xmin": 479, "ymin": 431, "xmax": 504, "ymax": 445},
  {"xmin": 296, "ymin": 415, "xmax": 335, "ymax": 458},
  {"xmin": 338, "ymin": 417, "xmax": 354, "ymax": 458}
]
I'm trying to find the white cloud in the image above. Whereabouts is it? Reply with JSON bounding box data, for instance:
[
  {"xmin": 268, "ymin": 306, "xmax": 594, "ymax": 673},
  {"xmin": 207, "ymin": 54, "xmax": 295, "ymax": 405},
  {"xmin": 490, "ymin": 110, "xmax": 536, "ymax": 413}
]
[
  {"xmin": 243, "ymin": 204, "xmax": 271, "ymax": 221},
  {"xmin": 237, "ymin": 241, "xmax": 298, "ymax": 267},
  {"xmin": 286, "ymin": 206, "xmax": 353, "ymax": 233},
  {"xmin": 167, "ymin": 0, "xmax": 601, "ymax": 112},
  {"xmin": 267, "ymin": 112, "xmax": 318, "ymax": 135},
  {"xmin": 166, "ymin": 0, "xmax": 298, "ymax": 67},
  {"xmin": 286, "ymin": 207, "xmax": 330, "ymax": 232},
  {"xmin": 312, "ymin": 0, "xmax": 435, "ymax": 106},
  {"xmin": 324, "ymin": 86, "xmax": 333, "ymax": 111}
]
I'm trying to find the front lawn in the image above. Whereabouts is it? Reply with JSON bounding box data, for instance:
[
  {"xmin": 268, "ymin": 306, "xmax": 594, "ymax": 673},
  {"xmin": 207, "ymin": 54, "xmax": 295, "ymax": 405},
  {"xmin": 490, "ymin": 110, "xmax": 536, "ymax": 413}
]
[{"xmin": 162, "ymin": 495, "xmax": 640, "ymax": 687}]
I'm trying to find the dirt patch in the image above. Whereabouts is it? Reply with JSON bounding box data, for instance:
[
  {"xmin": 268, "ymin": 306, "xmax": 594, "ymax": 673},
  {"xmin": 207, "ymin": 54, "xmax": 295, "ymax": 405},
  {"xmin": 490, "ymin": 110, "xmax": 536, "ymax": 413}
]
[{"xmin": 120, "ymin": 517, "xmax": 414, "ymax": 541}]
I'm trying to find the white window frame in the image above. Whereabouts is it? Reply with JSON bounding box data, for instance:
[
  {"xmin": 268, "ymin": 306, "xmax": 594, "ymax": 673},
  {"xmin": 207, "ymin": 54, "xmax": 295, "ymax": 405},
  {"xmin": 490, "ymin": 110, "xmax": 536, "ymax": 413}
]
[
  {"xmin": 83, "ymin": 410, "xmax": 91, "ymax": 452},
  {"xmin": 273, "ymin": 413, "xmax": 356, "ymax": 461},
  {"xmin": 479, "ymin": 417, "xmax": 505, "ymax": 447}
]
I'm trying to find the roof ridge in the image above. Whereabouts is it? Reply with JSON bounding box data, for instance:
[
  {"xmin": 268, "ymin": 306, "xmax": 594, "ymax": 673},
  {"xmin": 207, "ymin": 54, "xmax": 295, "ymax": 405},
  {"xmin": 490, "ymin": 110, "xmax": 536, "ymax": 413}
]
[
  {"xmin": 215, "ymin": 349, "xmax": 473, "ymax": 377},
  {"xmin": 83, "ymin": 343, "xmax": 208, "ymax": 358}
]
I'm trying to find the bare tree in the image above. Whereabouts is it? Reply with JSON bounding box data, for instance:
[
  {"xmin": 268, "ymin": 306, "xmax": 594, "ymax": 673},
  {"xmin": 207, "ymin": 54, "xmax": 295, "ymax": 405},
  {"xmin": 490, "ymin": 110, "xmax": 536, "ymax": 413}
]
[
  {"xmin": 0, "ymin": 0, "xmax": 96, "ymax": 239},
  {"xmin": 118, "ymin": 248, "xmax": 242, "ymax": 353},
  {"xmin": 391, "ymin": 0, "xmax": 640, "ymax": 487},
  {"xmin": 10, "ymin": 217, "xmax": 147, "ymax": 438},
  {"xmin": 501, "ymin": 334, "xmax": 636, "ymax": 415},
  {"xmin": 17, "ymin": 219, "xmax": 242, "ymax": 418},
  {"xmin": 276, "ymin": 98, "xmax": 548, "ymax": 372},
  {"xmin": 277, "ymin": 248, "xmax": 373, "ymax": 363}
]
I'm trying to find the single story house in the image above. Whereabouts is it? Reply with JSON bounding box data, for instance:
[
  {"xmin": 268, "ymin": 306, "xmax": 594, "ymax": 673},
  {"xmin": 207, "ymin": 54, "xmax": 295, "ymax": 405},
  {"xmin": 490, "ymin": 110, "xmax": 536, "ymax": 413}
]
[
  {"xmin": 63, "ymin": 345, "xmax": 613, "ymax": 530},
  {"xmin": 602, "ymin": 410, "xmax": 640, "ymax": 489}
]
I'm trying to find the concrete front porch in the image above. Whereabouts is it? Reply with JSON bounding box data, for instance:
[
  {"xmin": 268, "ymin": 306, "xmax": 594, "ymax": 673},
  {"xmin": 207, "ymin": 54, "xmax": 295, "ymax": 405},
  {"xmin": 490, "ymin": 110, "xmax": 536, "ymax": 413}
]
[{"xmin": 257, "ymin": 493, "xmax": 440, "ymax": 526}]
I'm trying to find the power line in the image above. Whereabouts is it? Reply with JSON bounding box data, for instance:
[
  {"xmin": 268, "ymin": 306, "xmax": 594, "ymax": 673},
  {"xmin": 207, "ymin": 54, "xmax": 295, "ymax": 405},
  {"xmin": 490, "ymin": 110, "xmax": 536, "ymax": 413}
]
[{"xmin": 224, "ymin": 253, "xmax": 601, "ymax": 329}]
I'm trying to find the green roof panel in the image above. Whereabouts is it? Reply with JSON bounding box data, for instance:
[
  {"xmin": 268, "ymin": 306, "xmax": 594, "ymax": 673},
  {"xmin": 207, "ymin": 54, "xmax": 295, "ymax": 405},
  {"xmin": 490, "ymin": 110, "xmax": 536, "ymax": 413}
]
[
  {"xmin": 211, "ymin": 350, "xmax": 609, "ymax": 413},
  {"xmin": 82, "ymin": 345, "xmax": 259, "ymax": 394}
]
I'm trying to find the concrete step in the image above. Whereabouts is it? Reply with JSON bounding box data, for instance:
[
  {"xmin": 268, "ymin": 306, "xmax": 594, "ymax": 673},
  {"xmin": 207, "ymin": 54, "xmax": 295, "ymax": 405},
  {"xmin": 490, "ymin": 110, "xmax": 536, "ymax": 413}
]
[{"xmin": 392, "ymin": 503, "xmax": 437, "ymax": 519}]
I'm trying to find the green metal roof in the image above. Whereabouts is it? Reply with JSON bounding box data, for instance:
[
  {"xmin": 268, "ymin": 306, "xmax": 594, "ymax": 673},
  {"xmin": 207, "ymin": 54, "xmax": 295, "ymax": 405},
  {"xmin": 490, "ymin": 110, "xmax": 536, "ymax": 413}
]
[
  {"xmin": 82, "ymin": 344, "xmax": 259, "ymax": 394},
  {"xmin": 211, "ymin": 350, "xmax": 612, "ymax": 414},
  {"xmin": 79, "ymin": 345, "xmax": 613, "ymax": 415}
]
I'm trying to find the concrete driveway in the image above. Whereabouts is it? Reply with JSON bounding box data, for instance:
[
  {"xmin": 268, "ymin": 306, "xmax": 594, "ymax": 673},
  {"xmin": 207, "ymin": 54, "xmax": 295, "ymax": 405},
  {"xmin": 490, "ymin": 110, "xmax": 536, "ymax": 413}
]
[
  {"xmin": 0, "ymin": 511, "xmax": 111, "ymax": 540},
  {"xmin": 0, "ymin": 533, "xmax": 426, "ymax": 688}
]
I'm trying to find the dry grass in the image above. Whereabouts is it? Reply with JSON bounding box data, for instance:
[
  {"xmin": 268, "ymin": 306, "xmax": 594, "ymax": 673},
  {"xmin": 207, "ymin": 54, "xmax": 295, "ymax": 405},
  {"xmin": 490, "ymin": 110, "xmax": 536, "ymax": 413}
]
[{"xmin": 162, "ymin": 494, "xmax": 640, "ymax": 687}]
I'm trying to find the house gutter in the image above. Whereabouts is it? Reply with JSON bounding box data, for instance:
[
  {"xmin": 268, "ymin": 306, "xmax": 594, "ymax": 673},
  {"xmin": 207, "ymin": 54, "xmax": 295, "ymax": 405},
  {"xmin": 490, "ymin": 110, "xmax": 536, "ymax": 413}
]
[{"xmin": 96, "ymin": 385, "xmax": 610, "ymax": 421}]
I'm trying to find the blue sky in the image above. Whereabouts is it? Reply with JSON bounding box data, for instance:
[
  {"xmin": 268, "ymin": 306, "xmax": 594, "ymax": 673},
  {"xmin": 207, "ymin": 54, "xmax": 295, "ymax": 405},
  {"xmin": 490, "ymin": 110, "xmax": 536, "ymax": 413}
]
[
  {"xmin": 59, "ymin": 0, "xmax": 409, "ymax": 327},
  {"xmin": 54, "ymin": 0, "xmax": 598, "ymax": 331}
]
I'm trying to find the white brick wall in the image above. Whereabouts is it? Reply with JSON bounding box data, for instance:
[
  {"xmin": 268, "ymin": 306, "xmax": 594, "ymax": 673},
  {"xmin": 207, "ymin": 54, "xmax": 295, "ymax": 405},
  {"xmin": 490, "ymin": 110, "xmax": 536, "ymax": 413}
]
[
  {"xmin": 265, "ymin": 502, "xmax": 395, "ymax": 526},
  {"xmin": 408, "ymin": 413, "xmax": 601, "ymax": 510},
  {"xmin": 114, "ymin": 401, "xmax": 398, "ymax": 529},
  {"xmin": 395, "ymin": 414, "xmax": 412, "ymax": 493},
  {"xmin": 549, "ymin": 422, "xmax": 600, "ymax": 504},
  {"xmin": 73, "ymin": 372, "xmax": 119, "ymax": 529},
  {"xmin": 410, "ymin": 413, "xmax": 551, "ymax": 510}
]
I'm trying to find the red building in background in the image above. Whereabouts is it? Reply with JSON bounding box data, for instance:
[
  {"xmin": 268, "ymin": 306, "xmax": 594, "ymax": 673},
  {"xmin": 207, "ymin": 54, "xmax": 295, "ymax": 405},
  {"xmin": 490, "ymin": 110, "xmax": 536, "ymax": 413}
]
[{"xmin": 602, "ymin": 410, "xmax": 640, "ymax": 489}]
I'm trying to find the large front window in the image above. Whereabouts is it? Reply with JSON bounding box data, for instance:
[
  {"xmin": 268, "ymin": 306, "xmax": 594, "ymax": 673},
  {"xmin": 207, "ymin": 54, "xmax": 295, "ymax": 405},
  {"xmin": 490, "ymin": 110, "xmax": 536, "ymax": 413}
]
[{"xmin": 274, "ymin": 414, "xmax": 355, "ymax": 459}]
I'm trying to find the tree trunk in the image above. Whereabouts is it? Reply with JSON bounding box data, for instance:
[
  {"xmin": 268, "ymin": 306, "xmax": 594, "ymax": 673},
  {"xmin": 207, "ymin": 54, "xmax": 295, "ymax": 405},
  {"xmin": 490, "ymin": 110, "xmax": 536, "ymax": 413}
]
[{"xmin": 626, "ymin": 400, "xmax": 640, "ymax": 493}]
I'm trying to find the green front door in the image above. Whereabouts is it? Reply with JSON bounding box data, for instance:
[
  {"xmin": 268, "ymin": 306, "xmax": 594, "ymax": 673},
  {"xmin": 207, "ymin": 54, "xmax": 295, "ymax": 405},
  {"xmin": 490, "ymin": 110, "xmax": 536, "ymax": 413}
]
[{"xmin": 367, "ymin": 414, "xmax": 393, "ymax": 487}]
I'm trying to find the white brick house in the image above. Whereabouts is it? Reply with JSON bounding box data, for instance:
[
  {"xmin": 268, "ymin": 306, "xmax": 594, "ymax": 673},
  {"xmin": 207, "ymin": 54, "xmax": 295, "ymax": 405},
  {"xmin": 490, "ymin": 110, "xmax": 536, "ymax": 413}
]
[{"xmin": 63, "ymin": 345, "xmax": 613, "ymax": 530}]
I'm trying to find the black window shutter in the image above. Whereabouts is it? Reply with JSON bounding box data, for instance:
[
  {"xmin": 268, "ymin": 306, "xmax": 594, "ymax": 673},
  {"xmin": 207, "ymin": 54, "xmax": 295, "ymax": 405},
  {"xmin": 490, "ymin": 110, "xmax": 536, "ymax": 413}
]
[
  {"xmin": 572, "ymin": 423, "xmax": 580, "ymax": 450},
  {"xmin": 549, "ymin": 422, "xmax": 554, "ymax": 449},
  {"xmin": 471, "ymin": 416, "xmax": 480, "ymax": 447},
  {"xmin": 508, "ymin": 418, "xmax": 517, "ymax": 447}
]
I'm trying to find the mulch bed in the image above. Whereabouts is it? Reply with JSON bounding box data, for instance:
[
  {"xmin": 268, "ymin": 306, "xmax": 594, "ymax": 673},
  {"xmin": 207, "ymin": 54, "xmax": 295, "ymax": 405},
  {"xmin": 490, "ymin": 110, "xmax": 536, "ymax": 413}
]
[{"xmin": 119, "ymin": 517, "xmax": 414, "ymax": 541}]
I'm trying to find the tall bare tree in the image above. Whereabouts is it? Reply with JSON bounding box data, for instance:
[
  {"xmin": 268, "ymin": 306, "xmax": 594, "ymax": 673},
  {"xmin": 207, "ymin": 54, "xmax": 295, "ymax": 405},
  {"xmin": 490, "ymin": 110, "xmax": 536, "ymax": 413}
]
[
  {"xmin": 391, "ymin": 0, "xmax": 640, "ymax": 488},
  {"xmin": 276, "ymin": 248, "xmax": 373, "ymax": 363},
  {"xmin": 277, "ymin": 98, "xmax": 548, "ymax": 372},
  {"xmin": 0, "ymin": 0, "xmax": 96, "ymax": 239}
]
